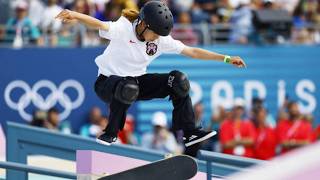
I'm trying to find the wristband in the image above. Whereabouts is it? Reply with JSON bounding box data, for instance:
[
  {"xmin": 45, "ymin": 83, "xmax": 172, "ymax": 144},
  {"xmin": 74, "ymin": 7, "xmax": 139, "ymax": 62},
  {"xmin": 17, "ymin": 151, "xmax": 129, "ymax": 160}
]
[{"xmin": 224, "ymin": 55, "xmax": 231, "ymax": 64}]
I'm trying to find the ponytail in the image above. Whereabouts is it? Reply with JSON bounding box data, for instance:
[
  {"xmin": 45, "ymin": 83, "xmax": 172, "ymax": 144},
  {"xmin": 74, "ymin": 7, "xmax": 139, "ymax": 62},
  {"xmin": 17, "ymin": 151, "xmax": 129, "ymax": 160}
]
[{"xmin": 122, "ymin": 9, "xmax": 139, "ymax": 22}]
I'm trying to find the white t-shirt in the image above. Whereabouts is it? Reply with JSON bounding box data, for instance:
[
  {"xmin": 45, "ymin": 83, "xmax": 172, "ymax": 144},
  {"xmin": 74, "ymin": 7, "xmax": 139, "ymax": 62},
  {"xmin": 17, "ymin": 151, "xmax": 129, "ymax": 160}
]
[{"xmin": 95, "ymin": 16, "xmax": 186, "ymax": 77}]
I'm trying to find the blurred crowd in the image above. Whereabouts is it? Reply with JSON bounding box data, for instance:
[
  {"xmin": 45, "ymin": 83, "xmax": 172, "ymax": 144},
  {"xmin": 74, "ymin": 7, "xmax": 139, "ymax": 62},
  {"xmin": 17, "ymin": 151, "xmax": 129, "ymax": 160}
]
[
  {"xmin": 205, "ymin": 98, "xmax": 317, "ymax": 160},
  {"xmin": 0, "ymin": 0, "xmax": 319, "ymax": 47},
  {"xmin": 30, "ymin": 95, "xmax": 320, "ymax": 160}
]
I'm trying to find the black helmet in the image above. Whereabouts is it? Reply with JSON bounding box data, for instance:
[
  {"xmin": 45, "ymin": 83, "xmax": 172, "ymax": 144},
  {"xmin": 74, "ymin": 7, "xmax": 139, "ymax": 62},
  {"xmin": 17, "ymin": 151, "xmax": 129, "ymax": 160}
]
[{"xmin": 138, "ymin": 1, "xmax": 174, "ymax": 36}]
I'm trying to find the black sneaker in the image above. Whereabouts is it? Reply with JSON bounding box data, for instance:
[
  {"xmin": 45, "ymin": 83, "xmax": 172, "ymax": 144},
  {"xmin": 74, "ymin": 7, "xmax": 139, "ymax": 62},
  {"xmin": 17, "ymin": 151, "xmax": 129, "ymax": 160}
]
[
  {"xmin": 183, "ymin": 129, "xmax": 217, "ymax": 147},
  {"xmin": 96, "ymin": 132, "xmax": 117, "ymax": 146}
]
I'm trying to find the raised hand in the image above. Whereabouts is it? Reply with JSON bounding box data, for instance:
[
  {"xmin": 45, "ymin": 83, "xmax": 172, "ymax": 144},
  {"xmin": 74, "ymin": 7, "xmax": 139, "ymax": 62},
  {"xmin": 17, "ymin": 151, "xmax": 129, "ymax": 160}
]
[
  {"xmin": 55, "ymin": 9, "xmax": 78, "ymax": 24},
  {"xmin": 230, "ymin": 56, "xmax": 247, "ymax": 68}
]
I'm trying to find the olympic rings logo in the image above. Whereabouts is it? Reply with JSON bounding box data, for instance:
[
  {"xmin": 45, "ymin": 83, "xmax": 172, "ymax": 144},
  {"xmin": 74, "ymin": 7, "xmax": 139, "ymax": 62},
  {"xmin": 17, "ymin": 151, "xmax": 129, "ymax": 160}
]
[{"xmin": 4, "ymin": 80, "xmax": 85, "ymax": 121}]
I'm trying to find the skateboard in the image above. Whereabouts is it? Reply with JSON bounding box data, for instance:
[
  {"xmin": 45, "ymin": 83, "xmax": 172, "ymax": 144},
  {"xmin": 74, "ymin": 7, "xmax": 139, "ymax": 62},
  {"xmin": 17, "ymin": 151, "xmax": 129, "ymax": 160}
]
[{"xmin": 98, "ymin": 155, "xmax": 198, "ymax": 180}]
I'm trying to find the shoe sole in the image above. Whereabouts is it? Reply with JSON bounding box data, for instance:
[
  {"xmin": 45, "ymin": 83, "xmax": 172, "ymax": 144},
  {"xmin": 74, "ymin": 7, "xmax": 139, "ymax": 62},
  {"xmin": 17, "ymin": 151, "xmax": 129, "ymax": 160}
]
[
  {"xmin": 185, "ymin": 131, "xmax": 217, "ymax": 147},
  {"xmin": 96, "ymin": 138, "xmax": 112, "ymax": 146}
]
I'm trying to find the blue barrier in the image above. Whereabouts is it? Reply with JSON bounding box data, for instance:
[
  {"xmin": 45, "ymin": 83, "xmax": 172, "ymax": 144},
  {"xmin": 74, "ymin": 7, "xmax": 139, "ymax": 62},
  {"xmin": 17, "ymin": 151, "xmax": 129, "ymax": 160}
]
[
  {"xmin": 198, "ymin": 150, "xmax": 265, "ymax": 180},
  {"xmin": 5, "ymin": 121, "xmax": 262, "ymax": 179},
  {"xmin": 1, "ymin": 46, "xmax": 319, "ymax": 137}
]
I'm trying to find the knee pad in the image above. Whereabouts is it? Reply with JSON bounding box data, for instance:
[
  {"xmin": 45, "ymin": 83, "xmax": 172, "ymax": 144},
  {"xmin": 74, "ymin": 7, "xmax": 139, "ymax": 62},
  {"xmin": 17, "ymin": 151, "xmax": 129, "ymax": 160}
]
[
  {"xmin": 168, "ymin": 70, "xmax": 190, "ymax": 98},
  {"xmin": 114, "ymin": 78, "xmax": 139, "ymax": 104}
]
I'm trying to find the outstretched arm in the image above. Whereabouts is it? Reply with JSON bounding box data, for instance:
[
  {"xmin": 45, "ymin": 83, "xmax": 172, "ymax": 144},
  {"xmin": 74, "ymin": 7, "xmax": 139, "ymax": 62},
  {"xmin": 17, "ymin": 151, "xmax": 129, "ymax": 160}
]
[
  {"xmin": 55, "ymin": 9, "xmax": 108, "ymax": 31},
  {"xmin": 181, "ymin": 46, "xmax": 247, "ymax": 68}
]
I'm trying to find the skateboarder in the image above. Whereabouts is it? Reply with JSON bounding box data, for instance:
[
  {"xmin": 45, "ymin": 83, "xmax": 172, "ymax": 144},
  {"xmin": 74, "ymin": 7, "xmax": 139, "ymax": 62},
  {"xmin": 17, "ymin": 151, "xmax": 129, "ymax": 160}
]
[{"xmin": 56, "ymin": 1, "xmax": 246, "ymax": 147}]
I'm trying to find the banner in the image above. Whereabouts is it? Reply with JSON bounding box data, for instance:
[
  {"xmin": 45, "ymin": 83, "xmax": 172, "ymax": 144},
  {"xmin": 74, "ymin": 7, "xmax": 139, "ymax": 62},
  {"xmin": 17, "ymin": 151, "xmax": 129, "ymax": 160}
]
[
  {"xmin": 0, "ymin": 46, "xmax": 319, "ymax": 135},
  {"xmin": 0, "ymin": 48, "xmax": 136, "ymax": 133},
  {"xmin": 136, "ymin": 46, "xmax": 320, "ymax": 133}
]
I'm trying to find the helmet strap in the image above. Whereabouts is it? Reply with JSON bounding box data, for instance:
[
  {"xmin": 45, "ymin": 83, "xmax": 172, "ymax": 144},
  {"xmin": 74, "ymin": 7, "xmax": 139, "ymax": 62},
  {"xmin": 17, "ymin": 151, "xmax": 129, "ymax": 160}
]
[
  {"xmin": 135, "ymin": 19, "xmax": 148, "ymax": 42},
  {"xmin": 139, "ymin": 26, "xmax": 148, "ymax": 37}
]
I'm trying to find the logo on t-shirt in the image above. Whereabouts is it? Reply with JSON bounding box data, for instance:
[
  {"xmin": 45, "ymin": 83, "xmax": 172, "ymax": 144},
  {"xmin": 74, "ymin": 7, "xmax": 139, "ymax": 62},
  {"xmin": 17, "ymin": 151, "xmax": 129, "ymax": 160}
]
[{"xmin": 146, "ymin": 42, "xmax": 157, "ymax": 56}]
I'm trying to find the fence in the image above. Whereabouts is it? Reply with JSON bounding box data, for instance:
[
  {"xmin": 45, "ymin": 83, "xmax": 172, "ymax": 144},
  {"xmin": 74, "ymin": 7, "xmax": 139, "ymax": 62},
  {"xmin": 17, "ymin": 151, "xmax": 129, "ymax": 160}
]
[{"xmin": 1, "ymin": 23, "xmax": 320, "ymax": 47}]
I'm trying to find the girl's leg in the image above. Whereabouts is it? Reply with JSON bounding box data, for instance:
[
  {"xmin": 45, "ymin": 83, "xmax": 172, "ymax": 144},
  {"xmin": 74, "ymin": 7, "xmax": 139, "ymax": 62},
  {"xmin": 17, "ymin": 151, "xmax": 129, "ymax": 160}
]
[
  {"xmin": 94, "ymin": 75, "xmax": 131, "ymax": 143},
  {"xmin": 104, "ymin": 98, "xmax": 130, "ymax": 136},
  {"xmin": 137, "ymin": 73, "xmax": 195, "ymax": 132},
  {"xmin": 137, "ymin": 72, "xmax": 216, "ymax": 147}
]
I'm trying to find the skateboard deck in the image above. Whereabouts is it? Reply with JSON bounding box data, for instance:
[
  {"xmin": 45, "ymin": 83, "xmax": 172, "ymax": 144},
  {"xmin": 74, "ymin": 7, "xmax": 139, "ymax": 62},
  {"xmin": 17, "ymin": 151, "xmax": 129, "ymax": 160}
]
[{"xmin": 98, "ymin": 155, "xmax": 198, "ymax": 180}]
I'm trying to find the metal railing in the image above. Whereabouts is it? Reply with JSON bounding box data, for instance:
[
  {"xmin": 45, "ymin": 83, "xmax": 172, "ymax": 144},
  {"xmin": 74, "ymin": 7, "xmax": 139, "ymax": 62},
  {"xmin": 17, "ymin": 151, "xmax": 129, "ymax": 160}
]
[
  {"xmin": 1, "ymin": 22, "xmax": 319, "ymax": 48},
  {"xmin": 0, "ymin": 161, "xmax": 76, "ymax": 179},
  {"xmin": 198, "ymin": 150, "xmax": 265, "ymax": 180}
]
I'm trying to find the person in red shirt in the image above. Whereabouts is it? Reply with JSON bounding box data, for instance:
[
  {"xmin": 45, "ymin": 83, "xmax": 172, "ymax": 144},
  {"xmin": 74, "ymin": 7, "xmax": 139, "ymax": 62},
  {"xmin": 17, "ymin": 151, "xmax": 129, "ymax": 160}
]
[
  {"xmin": 313, "ymin": 125, "xmax": 320, "ymax": 141},
  {"xmin": 276, "ymin": 102, "xmax": 313, "ymax": 154},
  {"xmin": 118, "ymin": 114, "xmax": 138, "ymax": 145},
  {"xmin": 219, "ymin": 99, "xmax": 256, "ymax": 158},
  {"xmin": 302, "ymin": 114, "xmax": 318, "ymax": 142},
  {"xmin": 252, "ymin": 107, "xmax": 277, "ymax": 160}
]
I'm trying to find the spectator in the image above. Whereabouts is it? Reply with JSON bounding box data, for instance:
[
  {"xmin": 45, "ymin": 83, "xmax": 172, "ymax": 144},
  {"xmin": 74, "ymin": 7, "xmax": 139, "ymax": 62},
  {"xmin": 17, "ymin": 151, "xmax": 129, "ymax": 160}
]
[
  {"xmin": 251, "ymin": 98, "xmax": 276, "ymax": 128},
  {"xmin": 70, "ymin": 0, "xmax": 102, "ymax": 47},
  {"xmin": 261, "ymin": 0, "xmax": 277, "ymax": 10},
  {"xmin": 30, "ymin": 109, "xmax": 49, "ymax": 128},
  {"xmin": 47, "ymin": 107, "xmax": 60, "ymax": 130},
  {"xmin": 97, "ymin": 116, "xmax": 109, "ymax": 134},
  {"xmin": 291, "ymin": 24, "xmax": 314, "ymax": 45},
  {"xmin": 194, "ymin": 0, "xmax": 217, "ymax": 15},
  {"xmin": 190, "ymin": 1, "xmax": 210, "ymax": 23},
  {"xmin": 28, "ymin": 0, "xmax": 45, "ymax": 26},
  {"xmin": 51, "ymin": 23, "xmax": 76, "ymax": 46},
  {"xmin": 82, "ymin": 28, "xmax": 101, "ymax": 46},
  {"xmin": 0, "ymin": 26, "xmax": 5, "ymax": 40},
  {"xmin": 47, "ymin": 108, "xmax": 72, "ymax": 134},
  {"xmin": 170, "ymin": 0, "xmax": 194, "ymax": 17},
  {"xmin": 277, "ymin": 94, "xmax": 290, "ymax": 122},
  {"xmin": 213, "ymin": 1, "xmax": 234, "ymax": 23},
  {"xmin": 91, "ymin": 0, "xmax": 107, "ymax": 14},
  {"xmin": 251, "ymin": 0, "xmax": 263, "ymax": 10},
  {"xmin": 73, "ymin": 0, "xmax": 91, "ymax": 15},
  {"xmin": 219, "ymin": 98, "xmax": 256, "ymax": 158},
  {"xmin": 101, "ymin": 1, "xmax": 123, "ymax": 21},
  {"xmin": 201, "ymin": 105, "xmax": 228, "ymax": 152},
  {"xmin": 313, "ymin": 124, "xmax": 320, "ymax": 141},
  {"xmin": 274, "ymin": 0, "xmax": 300, "ymax": 14},
  {"xmin": 229, "ymin": 0, "xmax": 247, "ymax": 9},
  {"xmin": 171, "ymin": 11, "xmax": 199, "ymax": 45},
  {"xmin": 194, "ymin": 101, "xmax": 204, "ymax": 128},
  {"xmin": 276, "ymin": 102, "xmax": 313, "ymax": 154},
  {"xmin": 97, "ymin": 0, "xmax": 138, "ymax": 21},
  {"xmin": 229, "ymin": 0, "xmax": 253, "ymax": 44},
  {"xmin": 277, "ymin": 110, "xmax": 289, "ymax": 122},
  {"xmin": 40, "ymin": 0, "xmax": 63, "ymax": 33},
  {"xmin": 118, "ymin": 114, "xmax": 138, "ymax": 145},
  {"xmin": 291, "ymin": 0, "xmax": 318, "ymax": 44},
  {"xmin": 141, "ymin": 111, "xmax": 182, "ymax": 154},
  {"xmin": 303, "ymin": 114, "xmax": 314, "ymax": 124},
  {"xmin": 80, "ymin": 106, "xmax": 105, "ymax": 138},
  {"xmin": 6, "ymin": 0, "xmax": 41, "ymax": 47},
  {"xmin": 314, "ymin": 3, "xmax": 320, "ymax": 25},
  {"xmin": 209, "ymin": 106, "xmax": 227, "ymax": 133},
  {"xmin": 302, "ymin": 114, "xmax": 318, "ymax": 142},
  {"xmin": 252, "ymin": 107, "xmax": 277, "ymax": 160}
]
